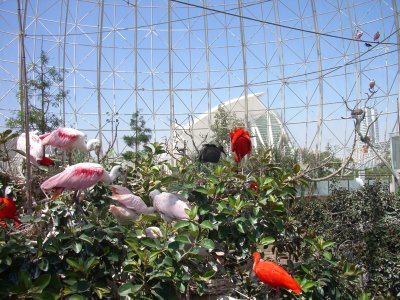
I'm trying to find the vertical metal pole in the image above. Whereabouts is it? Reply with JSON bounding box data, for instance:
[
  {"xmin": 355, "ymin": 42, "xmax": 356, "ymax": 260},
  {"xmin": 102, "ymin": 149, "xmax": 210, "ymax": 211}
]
[
  {"xmin": 168, "ymin": 0, "xmax": 175, "ymax": 164},
  {"xmin": 134, "ymin": 0, "xmax": 138, "ymax": 153},
  {"xmin": 97, "ymin": 0, "xmax": 105, "ymax": 157},
  {"xmin": 202, "ymin": 0, "xmax": 212, "ymax": 127},
  {"xmin": 392, "ymin": 0, "xmax": 400, "ymax": 133},
  {"xmin": 311, "ymin": 0, "xmax": 324, "ymax": 155},
  {"xmin": 273, "ymin": 0, "xmax": 285, "ymax": 147},
  {"xmin": 237, "ymin": 0, "xmax": 249, "ymax": 129},
  {"xmin": 17, "ymin": 0, "xmax": 32, "ymax": 213},
  {"xmin": 62, "ymin": 0, "xmax": 69, "ymax": 128}
]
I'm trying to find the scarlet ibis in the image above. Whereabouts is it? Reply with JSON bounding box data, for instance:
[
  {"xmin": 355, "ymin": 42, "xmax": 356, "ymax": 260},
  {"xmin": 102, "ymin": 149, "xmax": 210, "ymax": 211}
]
[
  {"xmin": 354, "ymin": 30, "xmax": 363, "ymax": 40},
  {"xmin": 0, "ymin": 197, "xmax": 21, "ymax": 229},
  {"xmin": 149, "ymin": 189, "xmax": 197, "ymax": 222},
  {"xmin": 230, "ymin": 128, "xmax": 252, "ymax": 163},
  {"xmin": 252, "ymin": 252, "xmax": 301, "ymax": 296},
  {"xmin": 373, "ymin": 31, "xmax": 380, "ymax": 41},
  {"xmin": 109, "ymin": 204, "xmax": 138, "ymax": 223},
  {"xmin": 199, "ymin": 144, "xmax": 226, "ymax": 163},
  {"xmin": 16, "ymin": 131, "xmax": 55, "ymax": 167},
  {"xmin": 110, "ymin": 185, "xmax": 154, "ymax": 214},
  {"xmin": 40, "ymin": 163, "xmax": 123, "ymax": 206}
]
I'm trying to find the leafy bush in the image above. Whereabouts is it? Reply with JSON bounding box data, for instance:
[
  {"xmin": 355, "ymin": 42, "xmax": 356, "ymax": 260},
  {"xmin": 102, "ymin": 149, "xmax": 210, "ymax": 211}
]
[
  {"xmin": 0, "ymin": 143, "xmax": 367, "ymax": 299},
  {"xmin": 294, "ymin": 182, "xmax": 400, "ymax": 298}
]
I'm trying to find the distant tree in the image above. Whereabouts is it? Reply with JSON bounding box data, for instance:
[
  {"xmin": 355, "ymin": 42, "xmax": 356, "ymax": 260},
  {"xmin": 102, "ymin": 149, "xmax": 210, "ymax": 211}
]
[
  {"xmin": 7, "ymin": 51, "xmax": 67, "ymax": 133},
  {"xmin": 210, "ymin": 105, "xmax": 244, "ymax": 147},
  {"xmin": 123, "ymin": 111, "xmax": 152, "ymax": 155}
]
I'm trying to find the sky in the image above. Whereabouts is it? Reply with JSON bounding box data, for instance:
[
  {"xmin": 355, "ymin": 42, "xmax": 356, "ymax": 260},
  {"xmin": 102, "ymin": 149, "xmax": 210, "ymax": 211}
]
[{"xmin": 0, "ymin": 0, "xmax": 399, "ymax": 156}]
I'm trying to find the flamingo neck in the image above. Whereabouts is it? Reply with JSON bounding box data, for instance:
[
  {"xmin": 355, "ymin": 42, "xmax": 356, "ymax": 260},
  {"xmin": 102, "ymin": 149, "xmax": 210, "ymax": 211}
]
[{"xmin": 252, "ymin": 252, "xmax": 260, "ymax": 271}]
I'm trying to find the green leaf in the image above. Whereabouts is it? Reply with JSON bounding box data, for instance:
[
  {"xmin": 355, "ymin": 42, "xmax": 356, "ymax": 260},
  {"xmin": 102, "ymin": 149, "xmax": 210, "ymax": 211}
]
[
  {"xmin": 84, "ymin": 257, "xmax": 99, "ymax": 273},
  {"xmin": 293, "ymin": 163, "xmax": 301, "ymax": 174},
  {"xmin": 195, "ymin": 187, "xmax": 208, "ymax": 194},
  {"xmin": 322, "ymin": 241, "xmax": 335, "ymax": 249},
  {"xmin": 38, "ymin": 258, "xmax": 49, "ymax": 271},
  {"xmin": 141, "ymin": 238, "xmax": 159, "ymax": 249},
  {"xmin": 199, "ymin": 220, "xmax": 214, "ymax": 230},
  {"xmin": 30, "ymin": 274, "xmax": 51, "ymax": 294},
  {"xmin": 259, "ymin": 236, "xmax": 275, "ymax": 246},
  {"xmin": 199, "ymin": 238, "xmax": 215, "ymax": 250},
  {"xmin": 72, "ymin": 242, "xmax": 82, "ymax": 253},
  {"xmin": 358, "ymin": 292, "xmax": 371, "ymax": 300},
  {"xmin": 79, "ymin": 234, "xmax": 93, "ymax": 245},
  {"xmin": 199, "ymin": 269, "xmax": 216, "ymax": 281},
  {"xmin": 174, "ymin": 220, "xmax": 191, "ymax": 229},
  {"xmin": 66, "ymin": 295, "xmax": 86, "ymax": 300},
  {"xmin": 20, "ymin": 270, "xmax": 32, "ymax": 290},
  {"xmin": 118, "ymin": 283, "xmax": 143, "ymax": 296},
  {"xmin": 301, "ymin": 280, "xmax": 316, "ymax": 291},
  {"xmin": 323, "ymin": 250, "xmax": 332, "ymax": 261},
  {"xmin": 175, "ymin": 235, "xmax": 192, "ymax": 244},
  {"xmin": 66, "ymin": 258, "xmax": 82, "ymax": 271}
]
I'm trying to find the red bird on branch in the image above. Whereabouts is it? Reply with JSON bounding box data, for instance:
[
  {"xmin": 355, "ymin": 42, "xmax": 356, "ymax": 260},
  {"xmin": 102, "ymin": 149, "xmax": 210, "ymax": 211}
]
[
  {"xmin": 230, "ymin": 128, "xmax": 252, "ymax": 163},
  {"xmin": 0, "ymin": 197, "xmax": 21, "ymax": 229},
  {"xmin": 252, "ymin": 252, "xmax": 301, "ymax": 297}
]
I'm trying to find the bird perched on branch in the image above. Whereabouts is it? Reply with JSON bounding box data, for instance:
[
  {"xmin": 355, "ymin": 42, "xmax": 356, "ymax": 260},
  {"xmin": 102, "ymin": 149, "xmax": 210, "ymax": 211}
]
[
  {"xmin": 230, "ymin": 128, "xmax": 252, "ymax": 163},
  {"xmin": 40, "ymin": 127, "xmax": 100, "ymax": 164},
  {"xmin": 110, "ymin": 185, "xmax": 154, "ymax": 215},
  {"xmin": 354, "ymin": 30, "xmax": 363, "ymax": 40},
  {"xmin": 252, "ymin": 252, "xmax": 301, "ymax": 297},
  {"xmin": 0, "ymin": 197, "xmax": 21, "ymax": 229},
  {"xmin": 199, "ymin": 144, "xmax": 225, "ymax": 163},
  {"xmin": 16, "ymin": 131, "xmax": 55, "ymax": 167},
  {"xmin": 373, "ymin": 31, "xmax": 380, "ymax": 41},
  {"xmin": 149, "ymin": 189, "xmax": 197, "ymax": 222},
  {"xmin": 41, "ymin": 163, "xmax": 123, "ymax": 204}
]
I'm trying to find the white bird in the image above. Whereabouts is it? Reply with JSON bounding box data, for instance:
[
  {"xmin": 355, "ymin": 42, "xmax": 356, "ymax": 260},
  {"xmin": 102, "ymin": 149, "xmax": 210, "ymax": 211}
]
[
  {"xmin": 16, "ymin": 131, "xmax": 54, "ymax": 167},
  {"xmin": 145, "ymin": 226, "xmax": 162, "ymax": 239},
  {"xmin": 110, "ymin": 185, "xmax": 154, "ymax": 214},
  {"xmin": 149, "ymin": 189, "xmax": 197, "ymax": 222},
  {"xmin": 109, "ymin": 205, "xmax": 138, "ymax": 224},
  {"xmin": 355, "ymin": 177, "xmax": 364, "ymax": 187},
  {"xmin": 355, "ymin": 30, "xmax": 363, "ymax": 40}
]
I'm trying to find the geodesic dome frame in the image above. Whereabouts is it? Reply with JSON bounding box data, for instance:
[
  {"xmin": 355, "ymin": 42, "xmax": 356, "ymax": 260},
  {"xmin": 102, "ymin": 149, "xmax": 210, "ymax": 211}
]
[{"xmin": 1, "ymin": 0, "xmax": 399, "ymax": 166}]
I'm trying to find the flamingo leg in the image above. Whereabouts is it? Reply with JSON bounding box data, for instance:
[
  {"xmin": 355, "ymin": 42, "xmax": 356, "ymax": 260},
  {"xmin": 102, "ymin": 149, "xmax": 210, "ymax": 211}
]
[{"xmin": 68, "ymin": 151, "xmax": 72, "ymax": 165}]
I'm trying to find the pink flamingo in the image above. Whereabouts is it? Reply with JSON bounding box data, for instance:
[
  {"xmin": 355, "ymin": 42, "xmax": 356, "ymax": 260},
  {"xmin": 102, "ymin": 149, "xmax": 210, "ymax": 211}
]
[
  {"xmin": 16, "ymin": 131, "xmax": 54, "ymax": 169},
  {"xmin": 41, "ymin": 163, "xmax": 123, "ymax": 207},
  {"xmin": 40, "ymin": 128, "xmax": 100, "ymax": 163}
]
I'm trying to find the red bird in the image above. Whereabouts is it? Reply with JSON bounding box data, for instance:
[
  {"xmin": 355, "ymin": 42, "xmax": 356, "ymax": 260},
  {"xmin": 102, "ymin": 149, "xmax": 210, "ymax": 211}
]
[
  {"xmin": 252, "ymin": 252, "xmax": 301, "ymax": 296},
  {"xmin": 230, "ymin": 128, "xmax": 252, "ymax": 163},
  {"xmin": 0, "ymin": 198, "xmax": 21, "ymax": 229}
]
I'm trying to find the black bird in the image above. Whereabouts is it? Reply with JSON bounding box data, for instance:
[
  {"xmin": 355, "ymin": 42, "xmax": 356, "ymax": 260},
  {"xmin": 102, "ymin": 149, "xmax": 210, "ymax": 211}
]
[
  {"xmin": 199, "ymin": 144, "xmax": 226, "ymax": 163},
  {"xmin": 365, "ymin": 42, "xmax": 372, "ymax": 48}
]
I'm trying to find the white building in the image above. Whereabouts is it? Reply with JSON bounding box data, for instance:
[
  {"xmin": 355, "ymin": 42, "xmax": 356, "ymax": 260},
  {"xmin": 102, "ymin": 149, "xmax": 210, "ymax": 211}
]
[{"xmin": 174, "ymin": 93, "xmax": 292, "ymax": 154}]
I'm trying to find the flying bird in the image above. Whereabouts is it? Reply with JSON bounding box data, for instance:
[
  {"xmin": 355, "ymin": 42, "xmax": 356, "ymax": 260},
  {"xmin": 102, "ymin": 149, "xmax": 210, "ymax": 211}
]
[
  {"xmin": 149, "ymin": 189, "xmax": 197, "ymax": 222},
  {"xmin": 252, "ymin": 252, "xmax": 301, "ymax": 296},
  {"xmin": 230, "ymin": 128, "xmax": 252, "ymax": 163},
  {"xmin": 109, "ymin": 204, "xmax": 138, "ymax": 224},
  {"xmin": 199, "ymin": 144, "xmax": 226, "ymax": 163},
  {"xmin": 41, "ymin": 163, "xmax": 123, "ymax": 203},
  {"xmin": 0, "ymin": 197, "xmax": 21, "ymax": 229},
  {"xmin": 354, "ymin": 30, "xmax": 363, "ymax": 40},
  {"xmin": 16, "ymin": 131, "xmax": 55, "ymax": 167},
  {"xmin": 110, "ymin": 185, "xmax": 154, "ymax": 214},
  {"xmin": 373, "ymin": 31, "xmax": 380, "ymax": 41}
]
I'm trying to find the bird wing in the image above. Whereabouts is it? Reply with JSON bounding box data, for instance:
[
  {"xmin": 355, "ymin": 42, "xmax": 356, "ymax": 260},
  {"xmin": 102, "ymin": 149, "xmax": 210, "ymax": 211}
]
[
  {"xmin": 109, "ymin": 205, "xmax": 138, "ymax": 223},
  {"xmin": 230, "ymin": 128, "xmax": 245, "ymax": 151},
  {"xmin": 153, "ymin": 192, "xmax": 191, "ymax": 221},
  {"xmin": 110, "ymin": 185, "xmax": 132, "ymax": 196},
  {"xmin": 40, "ymin": 163, "xmax": 104, "ymax": 192},
  {"xmin": 111, "ymin": 193, "xmax": 154, "ymax": 214},
  {"xmin": 256, "ymin": 261, "xmax": 301, "ymax": 293},
  {"xmin": 41, "ymin": 128, "xmax": 81, "ymax": 150}
]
